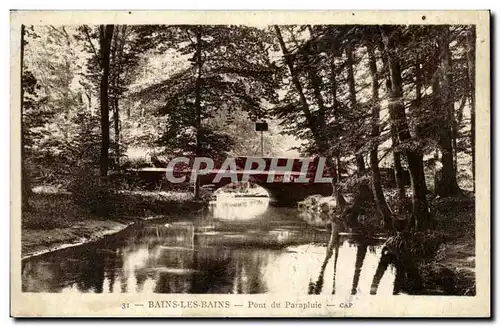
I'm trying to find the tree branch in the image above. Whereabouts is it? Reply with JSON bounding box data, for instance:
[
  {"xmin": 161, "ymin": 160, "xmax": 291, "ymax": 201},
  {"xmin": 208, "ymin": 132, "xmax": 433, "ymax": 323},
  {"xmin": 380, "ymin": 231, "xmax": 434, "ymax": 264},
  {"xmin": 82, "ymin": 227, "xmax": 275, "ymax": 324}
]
[{"xmin": 83, "ymin": 25, "xmax": 99, "ymax": 63}]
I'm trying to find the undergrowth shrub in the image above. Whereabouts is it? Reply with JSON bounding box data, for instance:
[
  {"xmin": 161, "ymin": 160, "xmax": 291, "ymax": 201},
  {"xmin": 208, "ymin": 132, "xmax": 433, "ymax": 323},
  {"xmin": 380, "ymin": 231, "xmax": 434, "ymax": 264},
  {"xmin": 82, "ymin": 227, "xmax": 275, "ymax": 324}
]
[{"xmin": 68, "ymin": 169, "xmax": 118, "ymax": 217}]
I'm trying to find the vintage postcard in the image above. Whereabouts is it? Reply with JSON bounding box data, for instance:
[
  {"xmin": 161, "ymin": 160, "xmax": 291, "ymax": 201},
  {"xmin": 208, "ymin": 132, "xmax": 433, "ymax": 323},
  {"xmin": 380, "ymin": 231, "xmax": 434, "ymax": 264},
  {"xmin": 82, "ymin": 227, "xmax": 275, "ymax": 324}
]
[{"xmin": 10, "ymin": 10, "xmax": 490, "ymax": 318}]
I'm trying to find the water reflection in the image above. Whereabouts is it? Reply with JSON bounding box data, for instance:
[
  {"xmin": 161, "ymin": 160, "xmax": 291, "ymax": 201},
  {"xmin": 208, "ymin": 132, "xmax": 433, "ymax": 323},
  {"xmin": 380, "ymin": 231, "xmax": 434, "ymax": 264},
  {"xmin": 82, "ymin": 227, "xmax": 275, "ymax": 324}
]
[
  {"xmin": 209, "ymin": 196, "xmax": 270, "ymax": 221},
  {"xmin": 22, "ymin": 196, "xmax": 399, "ymax": 295}
]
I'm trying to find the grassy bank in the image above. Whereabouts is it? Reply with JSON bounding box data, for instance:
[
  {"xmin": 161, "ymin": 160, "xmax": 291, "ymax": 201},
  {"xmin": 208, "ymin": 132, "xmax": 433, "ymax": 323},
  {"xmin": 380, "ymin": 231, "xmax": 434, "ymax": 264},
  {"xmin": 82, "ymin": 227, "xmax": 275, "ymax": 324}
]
[
  {"xmin": 423, "ymin": 196, "xmax": 475, "ymax": 295},
  {"xmin": 21, "ymin": 189, "xmax": 204, "ymax": 258}
]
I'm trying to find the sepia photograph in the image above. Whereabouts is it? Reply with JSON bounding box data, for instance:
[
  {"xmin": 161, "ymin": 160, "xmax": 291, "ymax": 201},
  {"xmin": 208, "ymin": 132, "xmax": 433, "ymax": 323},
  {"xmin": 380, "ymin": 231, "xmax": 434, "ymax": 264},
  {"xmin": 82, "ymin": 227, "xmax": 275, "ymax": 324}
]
[{"xmin": 10, "ymin": 10, "xmax": 490, "ymax": 317}]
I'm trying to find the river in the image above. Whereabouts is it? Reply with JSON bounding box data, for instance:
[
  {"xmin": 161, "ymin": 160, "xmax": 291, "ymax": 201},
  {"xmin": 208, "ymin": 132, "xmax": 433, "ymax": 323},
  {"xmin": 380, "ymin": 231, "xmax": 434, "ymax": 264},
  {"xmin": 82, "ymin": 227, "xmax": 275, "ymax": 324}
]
[{"xmin": 22, "ymin": 195, "xmax": 399, "ymax": 295}]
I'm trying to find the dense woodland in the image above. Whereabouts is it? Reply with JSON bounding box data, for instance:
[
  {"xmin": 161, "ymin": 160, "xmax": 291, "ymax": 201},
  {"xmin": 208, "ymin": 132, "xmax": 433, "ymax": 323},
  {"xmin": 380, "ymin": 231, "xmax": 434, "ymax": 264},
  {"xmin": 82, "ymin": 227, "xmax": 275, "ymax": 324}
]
[{"xmin": 21, "ymin": 24, "xmax": 476, "ymax": 233}]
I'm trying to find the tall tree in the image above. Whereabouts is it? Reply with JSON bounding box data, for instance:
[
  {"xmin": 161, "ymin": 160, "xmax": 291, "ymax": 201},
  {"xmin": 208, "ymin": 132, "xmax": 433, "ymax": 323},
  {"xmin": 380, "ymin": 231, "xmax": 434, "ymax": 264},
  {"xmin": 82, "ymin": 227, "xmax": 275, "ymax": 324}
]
[
  {"xmin": 466, "ymin": 27, "xmax": 476, "ymax": 192},
  {"xmin": 377, "ymin": 38, "xmax": 407, "ymax": 204},
  {"xmin": 20, "ymin": 24, "xmax": 30, "ymax": 211},
  {"xmin": 435, "ymin": 26, "xmax": 462, "ymax": 197},
  {"xmin": 381, "ymin": 26, "xmax": 431, "ymax": 230},
  {"xmin": 98, "ymin": 25, "xmax": 114, "ymax": 177},
  {"xmin": 273, "ymin": 25, "xmax": 346, "ymax": 208},
  {"xmin": 367, "ymin": 41, "xmax": 393, "ymax": 229},
  {"xmin": 134, "ymin": 25, "xmax": 278, "ymax": 198},
  {"xmin": 108, "ymin": 25, "xmax": 141, "ymax": 167},
  {"xmin": 345, "ymin": 41, "xmax": 372, "ymax": 207}
]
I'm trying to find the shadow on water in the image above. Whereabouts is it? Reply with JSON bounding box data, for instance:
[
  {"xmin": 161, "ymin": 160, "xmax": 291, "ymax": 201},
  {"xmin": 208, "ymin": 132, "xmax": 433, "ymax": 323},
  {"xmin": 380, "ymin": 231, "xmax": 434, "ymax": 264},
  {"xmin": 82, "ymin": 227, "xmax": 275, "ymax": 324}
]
[{"xmin": 22, "ymin": 194, "xmax": 409, "ymax": 295}]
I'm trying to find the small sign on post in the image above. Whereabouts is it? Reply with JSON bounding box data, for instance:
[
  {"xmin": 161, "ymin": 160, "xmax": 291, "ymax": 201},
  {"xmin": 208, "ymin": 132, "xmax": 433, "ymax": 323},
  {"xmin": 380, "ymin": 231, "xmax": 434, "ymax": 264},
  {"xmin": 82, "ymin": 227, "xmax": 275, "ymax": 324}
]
[
  {"xmin": 255, "ymin": 122, "xmax": 268, "ymax": 132},
  {"xmin": 255, "ymin": 122, "xmax": 268, "ymax": 156}
]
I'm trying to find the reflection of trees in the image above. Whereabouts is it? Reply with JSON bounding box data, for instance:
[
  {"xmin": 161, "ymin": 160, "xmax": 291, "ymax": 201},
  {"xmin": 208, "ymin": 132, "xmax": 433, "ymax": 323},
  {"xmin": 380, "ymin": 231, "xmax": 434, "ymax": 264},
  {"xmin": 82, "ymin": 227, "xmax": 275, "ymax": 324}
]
[
  {"xmin": 134, "ymin": 271, "xmax": 148, "ymax": 292},
  {"xmin": 331, "ymin": 236, "xmax": 341, "ymax": 295},
  {"xmin": 154, "ymin": 273, "xmax": 192, "ymax": 293},
  {"xmin": 309, "ymin": 224, "xmax": 341, "ymax": 295},
  {"xmin": 24, "ymin": 214, "xmax": 398, "ymax": 295},
  {"xmin": 308, "ymin": 228, "xmax": 393, "ymax": 296},
  {"xmin": 22, "ymin": 244, "xmax": 124, "ymax": 293},
  {"xmin": 131, "ymin": 222, "xmax": 267, "ymax": 294},
  {"xmin": 370, "ymin": 247, "xmax": 425, "ymax": 295},
  {"xmin": 188, "ymin": 246, "xmax": 266, "ymax": 294},
  {"xmin": 190, "ymin": 253, "xmax": 234, "ymax": 293},
  {"xmin": 350, "ymin": 243, "xmax": 368, "ymax": 295},
  {"xmin": 107, "ymin": 265, "xmax": 116, "ymax": 293},
  {"xmin": 241, "ymin": 252, "xmax": 265, "ymax": 294},
  {"xmin": 210, "ymin": 197, "xmax": 270, "ymax": 221},
  {"xmin": 370, "ymin": 249, "xmax": 391, "ymax": 295},
  {"xmin": 76, "ymin": 250, "xmax": 105, "ymax": 293}
]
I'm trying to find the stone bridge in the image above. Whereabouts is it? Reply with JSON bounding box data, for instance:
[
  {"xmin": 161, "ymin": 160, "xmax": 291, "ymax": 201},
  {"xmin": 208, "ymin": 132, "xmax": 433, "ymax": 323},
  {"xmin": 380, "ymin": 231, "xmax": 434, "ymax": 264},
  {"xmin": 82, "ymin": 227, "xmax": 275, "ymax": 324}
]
[
  {"xmin": 132, "ymin": 156, "xmax": 333, "ymax": 206},
  {"xmin": 129, "ymin": 156, "xmax": 409, "ymax": 206}
]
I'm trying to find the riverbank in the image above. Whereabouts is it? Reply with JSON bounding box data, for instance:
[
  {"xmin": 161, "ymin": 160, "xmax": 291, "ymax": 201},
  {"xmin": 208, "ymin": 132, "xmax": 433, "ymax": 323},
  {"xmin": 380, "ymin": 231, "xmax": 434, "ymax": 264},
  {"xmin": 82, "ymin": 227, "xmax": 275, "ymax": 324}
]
[
  {"xmin": 425, "ymin": 195, "xmax": 476, "ymax": 295},
  {"xmin": 21, "ymin": 190, "xmax": 205, "ymax": 258}
]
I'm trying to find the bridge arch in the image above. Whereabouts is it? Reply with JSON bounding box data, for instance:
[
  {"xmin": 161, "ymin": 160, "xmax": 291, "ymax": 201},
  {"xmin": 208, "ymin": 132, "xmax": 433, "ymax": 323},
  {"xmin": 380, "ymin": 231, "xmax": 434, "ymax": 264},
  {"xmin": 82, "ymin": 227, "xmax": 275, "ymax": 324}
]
[{"xmin": 198, "ymin": 173, "xmax": 332, "ymax": 206}]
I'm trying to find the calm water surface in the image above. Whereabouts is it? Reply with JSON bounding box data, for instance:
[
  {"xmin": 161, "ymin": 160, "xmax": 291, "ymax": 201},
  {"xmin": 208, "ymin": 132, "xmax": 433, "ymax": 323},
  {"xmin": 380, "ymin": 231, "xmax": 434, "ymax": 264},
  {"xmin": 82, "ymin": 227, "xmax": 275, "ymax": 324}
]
[{"xmin": 22, "ymin": 196, "xmax": 398, "ymax": 295}]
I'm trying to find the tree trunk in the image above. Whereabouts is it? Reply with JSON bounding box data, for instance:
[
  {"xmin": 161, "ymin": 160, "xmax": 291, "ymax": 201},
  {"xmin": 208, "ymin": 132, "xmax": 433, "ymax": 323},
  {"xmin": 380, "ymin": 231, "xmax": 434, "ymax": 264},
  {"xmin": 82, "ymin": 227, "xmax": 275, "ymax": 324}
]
[
  {"xmin": 304, "ymin": 37, "xmax": 346, "ymax": 207},
  {"xmin": 382, "ymin": 27, "xmax": 431, "ymax": 231},
  {"xmin": 392, "ymin": 128, "xmax": 407, "ymax": 202},
  {"xmin": 414, "ymin": 57, "xmax": 428, "ymax": 195},
  {"xmin": 113, "ymin": 97, "xmax": 120, "ymax": 167},
  {"xmin": 20, "ymin": 24, "xmax": 31, "ymax": 211},
  {"xmin": 330, "ymin": 59, "xmax": 344, "ymax": 189},
  {"xmin": 435, "ymin": 26, "xmax": 461, "ymax": 197},
  {"xmin": 99, "ymin": 25, "xmax": 114, "ymax": 177},
  {"xmin": 193, "ymin": 28, "xmax": 203, "ymax": 199},
  {"xmin": 452, "ymin": 113, "xmax": 458, "ymax": 176},
  {"xmin": 330, "ymin": 57, "xmax": 347, "ymax": 207},
  {"xmin": 453, "ymin": 95, "xmax": 467, "ymax": 177},
  {"xmin": 110, "ymin": 28, "xmax": 120, "ymax": 168},
  {"xmin": 346, "ymin": 43, "xmax": 366, "ymax": 174},
  {"xmin": 379, "ymin": 39, "xmax": 406, "ymax": 203},
  {"xmin": 466, "ymin": 27, "xmax": 476, "ymax": 192},
  {"xmin": 367, "ymin": 43, "xmax": 393, "ymax": 229}
]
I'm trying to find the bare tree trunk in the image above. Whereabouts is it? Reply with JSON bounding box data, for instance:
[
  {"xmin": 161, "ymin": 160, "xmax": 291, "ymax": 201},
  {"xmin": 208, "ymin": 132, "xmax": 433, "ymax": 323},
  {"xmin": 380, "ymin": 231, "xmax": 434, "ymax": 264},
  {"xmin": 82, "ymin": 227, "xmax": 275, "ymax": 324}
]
[
  {"xmin": 367, "ymin": 43, "xmax": 393, "ymax": 229},
  {"xmin": 99, "ymin": 25, "xmax": 114, "ymax": 177}
]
